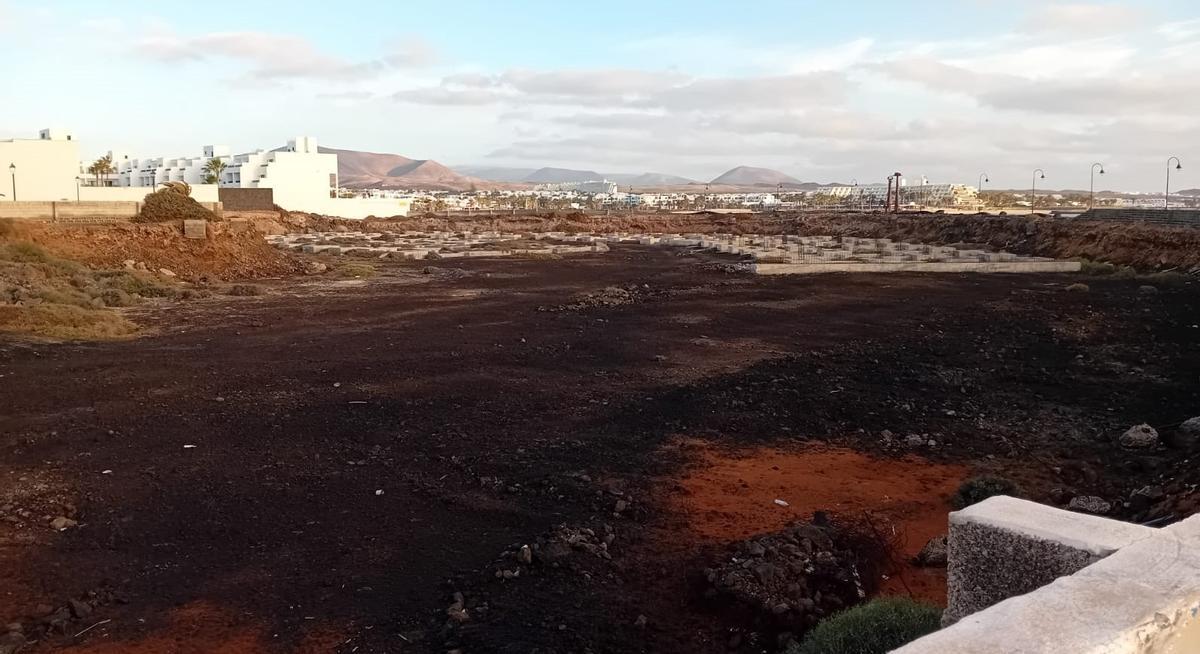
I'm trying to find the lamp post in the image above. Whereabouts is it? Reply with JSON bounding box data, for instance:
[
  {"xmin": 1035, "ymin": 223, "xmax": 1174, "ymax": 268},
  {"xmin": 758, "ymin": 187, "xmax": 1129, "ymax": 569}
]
[
  {"xmin": 8, "ymin": 163, "xmax": 15, "ymax": 202},
  {"xmin": 1031, "ymin": 169, "xmax": 1045, "ymax": 212},
  {"xmin": 1089, "ymin": 163, "xmax": 1105, "ymax": 210},
  {"xmin": 1166, "ymin": 157, "xmax": 1183, "ymax": 211},
  {"xmin": 75, "ymin": 176, "xmax": 82, "ymax": 202},
  {"xmin": 977, "ymin": 173, "xmax": 989, "ymax": 211}
]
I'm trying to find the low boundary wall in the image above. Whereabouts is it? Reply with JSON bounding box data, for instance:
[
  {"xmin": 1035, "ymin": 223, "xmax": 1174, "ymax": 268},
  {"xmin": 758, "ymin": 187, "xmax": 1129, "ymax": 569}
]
[
  {"xmin": 895, "ymin": 497, "xmax": 1200, "ymax": 654},
  {"xmin": 0, "ymin": 201, "xmax": 222, "ymax": 222}
]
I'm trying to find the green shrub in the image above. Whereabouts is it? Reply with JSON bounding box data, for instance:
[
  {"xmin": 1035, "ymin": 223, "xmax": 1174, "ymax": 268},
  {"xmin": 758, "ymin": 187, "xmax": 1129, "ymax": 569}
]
[
  {"xmin": 225, "ymin": 284, "xmax": 264, "ymax": 297},
  {"xmin": 98, "ymin": 271, "xmax": 177, "ymax": 298},
  {"xmin": 337, "ymin": 262, "xmax": 377, "ymax": 278},
  {"xmin": 0, "ymin": 241, "xmax": 54, "ymax": 264},
  {"xmin": 790, "ymin": 598, "xmax": 942, "ymax": 654},
  {"xmin": 951, "ymin": 475, "xmax": 1021, "ymax": 510},
  {"xmin": 1079, "ymin": 259, "xmax": 1116, "ymax": 276}
]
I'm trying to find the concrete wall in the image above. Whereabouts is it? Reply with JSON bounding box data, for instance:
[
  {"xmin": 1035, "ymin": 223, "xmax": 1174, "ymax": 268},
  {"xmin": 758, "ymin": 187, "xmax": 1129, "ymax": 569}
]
[
  {"xmin": 219, "ymin": 187, "xmax": 275, "ymax": 211},
  {"xmin": 0, "ymin": 135, "xmax": 80, "ymax": 201},
  {"xmin": 79, "ymin": 184, "xmax": 219, "ymax": 203},
  {"xmin": 318, "ymin": 197, "xmax": 412, "ymax": 219},
  {"xmin": 0, "ymin": 200, "xmax": 222, "ymax": 222},
  {"xmin": 894, "ymin": 498, "xmax": 1200, "ymax": 654}
]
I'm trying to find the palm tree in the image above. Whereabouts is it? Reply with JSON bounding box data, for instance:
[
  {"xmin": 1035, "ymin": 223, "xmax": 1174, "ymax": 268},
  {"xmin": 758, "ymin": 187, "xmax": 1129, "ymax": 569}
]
[
  {"xmin": 203, "ymin": 158, "xmax": 227, "ymax": 185},
  {"xmin": 87, "ymin": 154, "xmax": 115, "ymax": 186}
]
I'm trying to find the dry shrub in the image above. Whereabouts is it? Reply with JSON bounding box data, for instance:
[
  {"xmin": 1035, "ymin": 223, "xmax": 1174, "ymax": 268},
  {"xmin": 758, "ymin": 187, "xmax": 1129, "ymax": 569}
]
[
  {"xmin": 225, "ymin": 284, "xmax": 264, "ymax": 296},
  {"xmin": 0, "ymin": 304, "xmax": 137, "ymax": 340},
  {"xmin": 337, "ymin": 262, "xmax": 377, "ymax": 278},
  {"xmin": 135, "ymin": 188, "xmax": 217, "ymax": 223},
  {"xmin": 951, "ymin": 475, "xmax": 1021, "ymax": 509}
]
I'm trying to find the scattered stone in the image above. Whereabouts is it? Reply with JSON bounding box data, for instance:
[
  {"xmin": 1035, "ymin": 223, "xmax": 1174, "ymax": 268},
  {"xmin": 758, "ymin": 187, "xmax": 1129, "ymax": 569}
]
[
  {"xmin": 915, "ymin": 534, "xmax": 948, "ymax": 567},
  {"xmin": 1129, "ymin": 485, "xmax": 1165, "ymax": 511},
  {"xmin": 1068, "ymin": 496, "xmax": 1112, "ymax": 515},
  {"xmin": 1177, "ymin": 416, "xmax": 1200, "ymax": 447},
  {"xmin": 158, "ymin": 268, "xmax": 176, "ymax": 278},
  {"xmin": 68, "ymin": 599, "xmax": 93, "ymax": 619},
  {"xmin": 0, "ymin": 632, "xmax": 27, "ymax": 654},
  {"xmin": 122, "ymin": 260, "xmax": 136, "ymax": 270},
  {"xmin": 49, "ymin": 516, "xmax": 77, "ymax": 531},
  {"xmin": 1065, "ymin": 283, "xmax": 1090, "ymax": 293},
  {"xmin": 446, "ymin": 592, "xmax": 470, "ymax": 624},
  {"xmin": 634, "ymin": 614, "xmax": 648, "ymax": 628},
  {"xmin": 518, "ymin": 544, "xmax": 533, "ymax": 565},
  {"xmin": 1138, "ymin": 285, "xmax": 1159, "ymax": 296},
  {"xmin": 1119, "ymin": 423, "xmax": 1159, "ymax": 449},
  {"xmin": 905, "ymin": 434, "xmax": 926, "ymax": 448},
  {"xmin": 304, "ymin": 262, "xmax": 328, "ymax": 275}
]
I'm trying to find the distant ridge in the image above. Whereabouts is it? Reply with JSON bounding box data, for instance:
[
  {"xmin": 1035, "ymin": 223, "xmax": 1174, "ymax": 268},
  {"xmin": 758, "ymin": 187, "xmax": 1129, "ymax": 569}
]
[
  {"xmin": 711, "ymin": 166, "xmax": 803, "ymax": 187},
  {"xmin": 322, "ymin": 147, "xmax": 501, "ymax": 191}
]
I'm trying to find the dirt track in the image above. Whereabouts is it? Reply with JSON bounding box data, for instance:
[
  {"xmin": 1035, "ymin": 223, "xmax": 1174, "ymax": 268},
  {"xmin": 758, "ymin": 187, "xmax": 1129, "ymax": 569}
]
[{"xmin": 2, "ymin": 246, "xmax": 1199, "ymax": 653}]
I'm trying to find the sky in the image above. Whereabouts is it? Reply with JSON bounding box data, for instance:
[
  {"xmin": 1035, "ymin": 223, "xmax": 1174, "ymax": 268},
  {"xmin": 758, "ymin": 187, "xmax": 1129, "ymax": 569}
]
[{"xmin": 2, "ymin": 0, "xmax": 1199, "ymax": 191}]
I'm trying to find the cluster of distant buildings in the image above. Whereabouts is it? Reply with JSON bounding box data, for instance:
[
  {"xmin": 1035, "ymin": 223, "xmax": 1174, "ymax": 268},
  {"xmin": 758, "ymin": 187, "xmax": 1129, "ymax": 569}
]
[{"xmin": 0, "ymin": 129, "xmax": 412, "ymax": 219}]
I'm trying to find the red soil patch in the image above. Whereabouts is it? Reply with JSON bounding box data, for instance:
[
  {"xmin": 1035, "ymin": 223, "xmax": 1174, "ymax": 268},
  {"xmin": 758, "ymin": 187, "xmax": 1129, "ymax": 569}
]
[
  {"xmin": 59, "ymin": 601, "xmax": 344, "ymax": 654},
  {"xmin": 663, "ymin": 440, "xmax": 968, "ymax": 605}
]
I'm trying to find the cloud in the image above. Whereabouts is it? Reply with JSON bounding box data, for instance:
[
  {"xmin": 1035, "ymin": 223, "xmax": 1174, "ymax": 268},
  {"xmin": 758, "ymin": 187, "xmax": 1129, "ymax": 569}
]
[
  {"xmin": 397, "ymin": 69, "xmax": 851, "ymax": 111},
  {"xmin": 134, "ymin": 31, "xmax": 436, "ymax": 82},
  {"xmin": 1020, "ymin": 3, "xmax": 1146, "ymax": 35}
]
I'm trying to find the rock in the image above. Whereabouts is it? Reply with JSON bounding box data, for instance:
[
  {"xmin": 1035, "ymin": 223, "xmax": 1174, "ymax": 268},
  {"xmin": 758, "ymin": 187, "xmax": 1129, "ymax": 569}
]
[
  {"xmin": 69, "ymin": 599, "xmax": 92, "ymax": 619},
  {"xmin": 1129, "ymin": 485, "xmax": 1165, "ymax": 511},
  {"xmin": 49, "ymin": 516, "xmax": 77, "ymax": 531},
  {"xmin": 0, "ymin": 632, "xmax": 27, "ymax": 654},
  {"xmin": 634, "ymin": 614, "xmax": 648, "ymax": 628},
  {"xmin": 1119, "ymin": 424, "xmax": 1159, "ymax": 449},
  {"xmin": 1065, "ymin": 283, "xmax": 1089, "ymax": 293},
  {"xmin": 1138, "ymin": 285, "xmax": 1159, "ymax": 296},
  {"xmin": 122, "ymin": 260, "xmax": 136, "ymax": 270},
  {"xmin": 305, "ymin": 262, "xmax": 328, "ymax": 275},
  {"xmin": 1068, "ymin": 496, "xmax": 1112, "ymax": 515},
  {"xmin": 1177, "ymin": 417, "xmax": 1200, "ymax": 447},
  {"xmin": 915, "ymin": 534, "xmax": 948, "ymax": 567},
  {"xmin": 614, "ymin": 499, "xmax": 629, "ymax": 514},
  {"xmin": 905, "ymin": 434, "xmax": 926, "ymax": 447},
  {"xmin": 518, "ymin": 544, "xmax": 533, "ymax": 565},
  {"xmin": 158, "ymin": 268, "xmax": 176, "ymax": 278}
]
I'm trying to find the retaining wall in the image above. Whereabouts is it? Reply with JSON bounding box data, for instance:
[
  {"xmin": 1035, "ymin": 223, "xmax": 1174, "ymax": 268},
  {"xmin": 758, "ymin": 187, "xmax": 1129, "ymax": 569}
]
[
  {"xmin": 895, "ymin": 497, "xmax": 1200, "ymax": 654},
  {"xmin": 0, "ymin": 200, "xmax": 222, "ymax": 222}
]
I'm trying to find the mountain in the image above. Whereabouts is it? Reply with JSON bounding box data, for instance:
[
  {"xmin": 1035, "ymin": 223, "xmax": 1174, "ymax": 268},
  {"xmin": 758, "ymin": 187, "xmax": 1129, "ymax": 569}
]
[
  {"xmin": 523, "ymin": 167, "xmax": 604, "ymax": 183},
  {"xmin": 453, "ymin": 166, "xmax": 539, "ymax": 183},
  {"xmin": 321, "ymin": 147, "xmax": 499, "ymax": 191},
  {"xmin": 608, "ymin": 172, "xmax": 696, "ymax": 186},
  {"xmin": 711, "ymin": 166, "xmax": 803, "ymax": 187},
  {"xmin": 1176, "ymin": 188, "xmax": 1200, "ymax": 197}
]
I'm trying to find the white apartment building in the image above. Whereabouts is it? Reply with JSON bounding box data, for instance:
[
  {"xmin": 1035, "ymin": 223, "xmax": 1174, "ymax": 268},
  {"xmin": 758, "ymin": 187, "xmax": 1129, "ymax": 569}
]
[
  {"xmin": 817, "ymin": 180, "xmax": 979, "ymax": 208},
  {"xmin": 0, "ymin": 129, "xmax": 81, "ymax": 201}
]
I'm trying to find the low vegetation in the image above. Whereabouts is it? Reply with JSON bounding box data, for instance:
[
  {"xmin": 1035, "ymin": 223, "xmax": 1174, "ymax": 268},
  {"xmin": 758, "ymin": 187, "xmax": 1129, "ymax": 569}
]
[
  {"xmin": 224, "ymin": 284, "xmax": 265, "ymax": 297},
  {"xmin": 789, "ymin": 598, "xmax": 942, "ymax": 654},
  {"xmin": 135, "ymin": 182, "xmax": 218, "ymax": 223},
  {"xmin": 951, "ymin": 475, "xmax": 1022, "ymax": 509},
  {"xmin": 0, "ymin": 238, "xmax": 178, "ymax": 339},
  {"xmin": 337, "ymin": 262, "xmax": 378, "ymax": 278}
]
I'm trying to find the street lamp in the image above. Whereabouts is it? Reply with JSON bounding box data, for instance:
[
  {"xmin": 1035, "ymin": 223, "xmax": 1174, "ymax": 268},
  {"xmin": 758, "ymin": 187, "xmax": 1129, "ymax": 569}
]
[
  {"xmin": 1089, "ymin": 163, "xmax": 1105, "ymax": 210},
  {"xmin": 75, "ymin": 176, "xmax": 82, "ymax": 202},
  {"xmin": 8, "ymin": 163, "xmax": 15, "ymax": 202},
  {"xmin": 1166, "ymin": 157, "xmax": 1183, "ymax": 211},
  {"xmin": 1031, "ymin": 169, "xmax": 1045, "ymax": 211},
  {"xmin": 978, "ymin": 173, "xmax": 989, "ymax": 191}
]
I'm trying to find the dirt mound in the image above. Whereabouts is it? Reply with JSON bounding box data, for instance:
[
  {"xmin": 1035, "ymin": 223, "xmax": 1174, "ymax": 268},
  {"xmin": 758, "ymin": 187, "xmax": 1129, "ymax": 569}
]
[
  {"xmin": 24, "ymin": 222, "xmax": 303, "ymax": 282},
  {"xmin": 134, "ymin": 186, "xmax": 218, "ymax": 223}
]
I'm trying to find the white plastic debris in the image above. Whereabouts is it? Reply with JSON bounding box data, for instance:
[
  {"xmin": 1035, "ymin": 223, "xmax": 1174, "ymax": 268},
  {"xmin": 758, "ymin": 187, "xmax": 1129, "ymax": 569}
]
[{"xmin": 774, "ymin": 499, "xmax": 790, "ymax": 507}]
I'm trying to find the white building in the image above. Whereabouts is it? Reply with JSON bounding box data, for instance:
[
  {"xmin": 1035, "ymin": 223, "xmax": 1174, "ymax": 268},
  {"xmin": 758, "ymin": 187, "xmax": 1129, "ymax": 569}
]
[{"xmin": 0, "ymin": 129, "xmax": 81, "ymax": 201}]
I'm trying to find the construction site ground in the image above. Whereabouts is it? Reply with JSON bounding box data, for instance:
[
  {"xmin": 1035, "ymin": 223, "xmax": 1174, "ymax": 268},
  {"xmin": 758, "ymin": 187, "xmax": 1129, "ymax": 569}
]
[{"xmin": 1, "ymin": 224, "xmax": 1199, "ymax": 653}]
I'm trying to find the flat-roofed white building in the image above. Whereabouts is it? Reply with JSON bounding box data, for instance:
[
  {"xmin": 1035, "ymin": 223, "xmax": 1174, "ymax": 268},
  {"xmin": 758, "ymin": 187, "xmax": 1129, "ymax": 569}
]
[{"xmin": 0, "ymin": 129, "xmax": 81, "ymax": 201}]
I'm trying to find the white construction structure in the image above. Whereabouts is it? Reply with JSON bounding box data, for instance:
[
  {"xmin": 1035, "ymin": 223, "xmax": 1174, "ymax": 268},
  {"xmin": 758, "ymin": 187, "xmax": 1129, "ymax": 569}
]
[{"xmin": 0, "ymin": 129, "xmax": 81, "ymax": 201}]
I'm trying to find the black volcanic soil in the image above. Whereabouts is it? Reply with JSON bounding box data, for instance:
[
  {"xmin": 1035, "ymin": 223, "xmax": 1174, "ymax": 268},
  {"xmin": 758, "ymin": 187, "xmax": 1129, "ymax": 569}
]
[{"xmin": 1, "ymin": 246, "xmax": 1198, "ymax": 653}]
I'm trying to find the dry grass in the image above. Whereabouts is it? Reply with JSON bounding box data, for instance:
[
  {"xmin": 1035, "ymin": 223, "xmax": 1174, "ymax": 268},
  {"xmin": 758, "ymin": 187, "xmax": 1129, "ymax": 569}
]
[
  {"xmin": 0, "ymin": 304, "xmax": 137, "ymax": 340},
  {"xmin": 337, "ymin": 262, "xmax": 378, "ymax": 278},
  {"xmin": 0, "ymin": 239, "xmax": 180, "ymax": 340}
]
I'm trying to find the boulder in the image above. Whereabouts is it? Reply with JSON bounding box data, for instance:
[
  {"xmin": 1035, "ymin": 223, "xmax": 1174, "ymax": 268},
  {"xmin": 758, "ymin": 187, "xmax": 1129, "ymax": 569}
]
[
  {"xmin": 1177, "ymin": 416, "xmax": 1200, "ymax": 447},
  {"xmin": 1119, "ymin": 423, "xmax": 1159, "ymax": 449},
  {"xmin": 915, "ymin": 534, "xmax": 948, "ymax": 567},
  {"xmin": 1068, "ymin": 496, "xmax": 1112, "ymax": 515}
]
